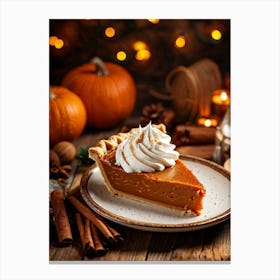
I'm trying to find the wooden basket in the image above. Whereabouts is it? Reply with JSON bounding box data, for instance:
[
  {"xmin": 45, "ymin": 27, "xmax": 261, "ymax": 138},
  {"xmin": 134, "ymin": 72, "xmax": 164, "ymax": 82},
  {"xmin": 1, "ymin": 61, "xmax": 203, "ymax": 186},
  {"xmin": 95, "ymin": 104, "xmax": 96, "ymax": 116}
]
[{"xmin": 152, "ymin": 58, "xmax": 222, "ymax": 122}]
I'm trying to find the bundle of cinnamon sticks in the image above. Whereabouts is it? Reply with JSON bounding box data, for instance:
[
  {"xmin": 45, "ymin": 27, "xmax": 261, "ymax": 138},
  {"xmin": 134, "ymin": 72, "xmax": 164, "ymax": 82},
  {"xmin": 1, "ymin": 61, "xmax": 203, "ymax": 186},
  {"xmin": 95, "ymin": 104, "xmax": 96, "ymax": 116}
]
[
  {"xmin": 50, "ymin": 189, "xmax": 123, "ymax": 258},
  {"xmin": 68, "ymin": 195, "xmax": 123, "ymax": 257},
  {"xmin": 172, "ymin": 125, "xmax": 216, "ymax": 160},
  {"xmin": 172, "ymin": 125, "xmax": 215, "ymax": 147}
]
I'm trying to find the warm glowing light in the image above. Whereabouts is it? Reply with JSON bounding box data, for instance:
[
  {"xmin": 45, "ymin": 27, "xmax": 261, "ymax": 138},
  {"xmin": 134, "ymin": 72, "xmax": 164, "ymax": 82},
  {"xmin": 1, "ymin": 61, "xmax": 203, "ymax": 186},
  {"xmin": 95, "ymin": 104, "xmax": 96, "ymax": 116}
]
[
  {"xmin": 105, "ymin": 27, "xmax": 115, "ymax": 38},
  {"xmin": 54, "ymin": 39, "xmax": 64, "ymax": 49},
  {"xmin": 175, "ymin": 35, "xmax": 186, "ymax": 48},
  {"xmin": 133, "ymin": 41, "xmax": 148, "ymax": 51},
  {"xmin": 211, "ymin": 29, "xmax": 222, "ymax": 41},
  {"xmin": 49, "ymin": 36, "xmax": 58, "ymax": 46},
  {"xmin": 148, "ymin": 19, "xmax": 159, "ymax": 24},
  {"xmin": 197, "ymin": 117, "xmax": 218, "ymax": 127},
  {"xmin": 211, "ymin": 89, "xmax": 230, "ymax": 105},
  {"xmin": 116, "ymin": 51, "xmax": 127, "ymax": 61},
  {"xmin": 220, "ymin": 91, "xmax": 228, "ymax": 101},
  {"xmin": 204, "ymin": 119, "xmax": 212, "ymax": 127},
  {"xmin": 135, "ymin": 49, "xmax": 151, "ymax": 61}
]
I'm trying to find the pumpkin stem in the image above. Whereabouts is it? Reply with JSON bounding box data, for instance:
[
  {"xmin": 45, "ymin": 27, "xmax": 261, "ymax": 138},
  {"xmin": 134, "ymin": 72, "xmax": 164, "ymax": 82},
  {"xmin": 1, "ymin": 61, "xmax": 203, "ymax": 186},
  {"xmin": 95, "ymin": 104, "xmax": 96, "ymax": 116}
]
[{"xmin": 91, "ymin": 57, "xmax": 109, "ymax": 76}]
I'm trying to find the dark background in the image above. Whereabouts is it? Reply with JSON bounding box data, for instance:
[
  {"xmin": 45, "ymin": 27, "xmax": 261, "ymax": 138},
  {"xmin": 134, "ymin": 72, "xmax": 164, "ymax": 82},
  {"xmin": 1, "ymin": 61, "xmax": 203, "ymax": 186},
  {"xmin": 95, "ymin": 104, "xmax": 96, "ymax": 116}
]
[{"xmin": 49, "ymin": 19, "xmax": 230, "ymax": 116}]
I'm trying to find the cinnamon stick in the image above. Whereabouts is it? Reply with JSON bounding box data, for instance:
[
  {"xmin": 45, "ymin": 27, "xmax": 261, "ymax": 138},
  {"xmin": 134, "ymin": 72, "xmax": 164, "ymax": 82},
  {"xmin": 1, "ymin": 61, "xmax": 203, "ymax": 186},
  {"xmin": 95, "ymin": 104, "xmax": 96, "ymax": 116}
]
[
  {"xmin": 90, "ymin": 222, "xmax": 106, "ymax": 256},
  {"xmin": 67, "ymin": 195, "xmax": 114, "ymax": 242},
  {"xmin": 104, "ymin": 221, "xmax": 124, "ymax": 242},
  {"xmin": 57, "ymin": 178, "xmax": 67, "ymax": 196},
  {"xmin": 172, "ymin": 125, "xmax": 215, "ymax": 146},
  {"xmin": 75, "ymin": 214, "xmax": 95, "ymax": 257},
  {"xmin": 75, "ymin": 213, "xmax": 85, "ymax": 247},
  {"xmin": 50, "ymin": 189, "xmax": 73, "ymax": 246},
  {"xmin": 84, "ymin": 218, "xmax": 95, "ymax": 257},
  {"xmin": 176, "ymin": 144, "xmax": 215, "ymax": 160},
  {"xmin": 186, "ymin": 126, "xmax": 215, "ymax": 144}
]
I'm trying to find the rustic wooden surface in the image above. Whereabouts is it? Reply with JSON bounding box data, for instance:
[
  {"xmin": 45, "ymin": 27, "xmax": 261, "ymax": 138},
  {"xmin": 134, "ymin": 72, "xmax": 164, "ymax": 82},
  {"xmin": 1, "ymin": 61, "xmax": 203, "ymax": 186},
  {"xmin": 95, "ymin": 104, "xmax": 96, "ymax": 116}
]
[{"xmin": 49, "ymin": 120, "xmax": 230, "ymax": 262}]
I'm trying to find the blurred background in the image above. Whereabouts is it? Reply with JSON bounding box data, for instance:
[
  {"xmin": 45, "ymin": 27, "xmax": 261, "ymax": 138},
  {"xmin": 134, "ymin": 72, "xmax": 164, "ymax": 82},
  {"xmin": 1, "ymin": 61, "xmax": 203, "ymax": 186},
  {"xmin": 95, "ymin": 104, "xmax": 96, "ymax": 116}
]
[
  {"xmin": 50, "ymin": 19, "xmax": 230, "ymax": 81},
  {"xmin": 49, "ymin": 19, "xmax": 230, "ymax": 116}
]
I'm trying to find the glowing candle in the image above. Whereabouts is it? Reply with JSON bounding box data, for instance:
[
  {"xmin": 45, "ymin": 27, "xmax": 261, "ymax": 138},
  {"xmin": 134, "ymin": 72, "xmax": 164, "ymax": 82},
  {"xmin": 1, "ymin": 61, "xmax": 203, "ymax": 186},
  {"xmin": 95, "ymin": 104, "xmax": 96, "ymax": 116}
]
[
  {"xmin": 197, "ymin": 116, "xmax": 218, "ymax": 127},
  {"xmin": 211, "ymin": 89, "xmax": 230, "ymax": 119},
  {"xmin": 211, "ymin": 89, "xmax": 230, "ymax": 105}
]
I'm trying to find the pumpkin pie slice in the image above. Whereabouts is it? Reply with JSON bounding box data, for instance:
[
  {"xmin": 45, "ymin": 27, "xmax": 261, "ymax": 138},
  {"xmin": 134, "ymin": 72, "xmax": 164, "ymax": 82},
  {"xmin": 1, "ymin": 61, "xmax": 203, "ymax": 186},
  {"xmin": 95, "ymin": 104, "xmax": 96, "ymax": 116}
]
[{"xmin": 88, "ymin": 124, "xmax": 206, "ymax": 215}]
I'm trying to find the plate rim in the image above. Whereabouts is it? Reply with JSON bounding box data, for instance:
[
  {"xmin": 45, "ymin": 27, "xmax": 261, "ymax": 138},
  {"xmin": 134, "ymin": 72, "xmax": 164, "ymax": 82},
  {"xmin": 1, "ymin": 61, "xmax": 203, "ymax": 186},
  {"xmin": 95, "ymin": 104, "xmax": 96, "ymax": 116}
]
[{"xmin": 80, "ymin": 155, "xmax": 231, "ymax": 231}]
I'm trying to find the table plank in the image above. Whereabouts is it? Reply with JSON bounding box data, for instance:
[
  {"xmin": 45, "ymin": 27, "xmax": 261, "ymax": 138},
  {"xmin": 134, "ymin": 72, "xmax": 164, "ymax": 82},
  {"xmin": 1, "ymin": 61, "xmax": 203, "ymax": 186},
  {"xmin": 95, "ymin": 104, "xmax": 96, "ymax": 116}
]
[
  {"xmin": 170, "ymin": 221, "xmax": 230, "ymax": 261},
  {"xmin": 146, "ymin": 232, "xmax": 178, "ymax": 261},
  {"xmin": 94, "ymin": 228, "xmax": 153, "ymax": 261}
]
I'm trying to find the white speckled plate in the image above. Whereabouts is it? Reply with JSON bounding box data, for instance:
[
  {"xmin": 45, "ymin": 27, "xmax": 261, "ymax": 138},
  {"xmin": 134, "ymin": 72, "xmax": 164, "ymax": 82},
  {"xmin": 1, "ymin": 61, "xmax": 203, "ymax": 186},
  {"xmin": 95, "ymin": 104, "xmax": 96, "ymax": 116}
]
[{"xmin": 80, "ymin": 156, "xmax": 230, "ymax": 232}]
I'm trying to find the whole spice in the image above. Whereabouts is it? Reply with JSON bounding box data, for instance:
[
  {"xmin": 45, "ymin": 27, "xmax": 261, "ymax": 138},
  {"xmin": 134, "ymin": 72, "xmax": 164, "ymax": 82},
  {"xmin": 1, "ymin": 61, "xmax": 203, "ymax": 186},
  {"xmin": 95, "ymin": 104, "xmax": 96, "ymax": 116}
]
[
  {"xmin": 71, "ymin": 197, "xmax": 123, "ymax": 258},
  {"xmin": 50, "ymin": 189, "xmax": 73, "ymax": 246},
  {"xmin": 49, "ymin": 164, "xmax": 72, "ymax": 180},
  {"xmin": 52, "ymin": 141, "xmax": 77, "ymax": 165},
  {"xmin": 49, "ymin": 150, "xmax": 61, "ymax": 168},
  {"xmin": 75, "ymin": 213, "xmax": 95, "ymax": 257},
  {"xmin": 140, "ymin": 103, "xmax": 175, "ymax": 129},
  {"xmin": 55, "ymin": 172, "xmax": 123, "ymax": 258},
  {"xmin": 67, "ymin": 195, "xmax": 115, "ymax": 242}
]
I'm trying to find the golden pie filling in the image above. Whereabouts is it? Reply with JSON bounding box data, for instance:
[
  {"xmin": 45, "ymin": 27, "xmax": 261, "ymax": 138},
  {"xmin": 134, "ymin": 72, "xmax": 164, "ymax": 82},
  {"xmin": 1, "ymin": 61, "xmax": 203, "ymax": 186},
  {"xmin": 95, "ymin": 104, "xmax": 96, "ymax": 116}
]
[{"xmin": 102, "ymin": 150, "xmax": 205, "ymax": 214}]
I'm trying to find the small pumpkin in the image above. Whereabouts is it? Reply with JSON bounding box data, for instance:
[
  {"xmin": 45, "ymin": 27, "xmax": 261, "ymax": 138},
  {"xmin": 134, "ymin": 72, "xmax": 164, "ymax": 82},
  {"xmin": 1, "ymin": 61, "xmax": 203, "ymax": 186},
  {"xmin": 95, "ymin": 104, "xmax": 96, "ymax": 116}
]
[
  {"xmin": 50, "ymin": 86, "xmax": 87, "ymax": 146},
  {"xmin": 61, "ymin": 57, "xmax": 136, "ymax": 129}
]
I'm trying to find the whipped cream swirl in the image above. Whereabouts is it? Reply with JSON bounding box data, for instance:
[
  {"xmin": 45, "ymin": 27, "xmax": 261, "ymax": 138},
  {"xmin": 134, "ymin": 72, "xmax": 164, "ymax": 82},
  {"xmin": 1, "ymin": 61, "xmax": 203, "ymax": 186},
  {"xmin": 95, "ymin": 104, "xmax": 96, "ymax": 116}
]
[{"xmin": 115, "ymin": 122, "xmax": 179, "ymax": 173}]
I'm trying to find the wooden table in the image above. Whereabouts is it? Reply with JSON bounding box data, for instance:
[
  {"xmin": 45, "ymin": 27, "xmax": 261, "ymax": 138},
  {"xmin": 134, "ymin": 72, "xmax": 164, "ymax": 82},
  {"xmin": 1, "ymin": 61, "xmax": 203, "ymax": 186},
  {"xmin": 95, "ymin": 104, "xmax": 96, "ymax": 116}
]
[{"xmin": 49, "ymin": 122, "xmax": 230, "ymax": 262}]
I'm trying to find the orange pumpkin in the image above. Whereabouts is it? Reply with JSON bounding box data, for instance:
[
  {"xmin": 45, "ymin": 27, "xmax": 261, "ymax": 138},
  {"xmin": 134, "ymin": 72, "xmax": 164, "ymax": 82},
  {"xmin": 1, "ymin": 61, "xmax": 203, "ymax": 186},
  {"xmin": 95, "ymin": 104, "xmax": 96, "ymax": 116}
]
[
  {"xmin": 50, "ymin": 86, "xmax": 87, "ymax": 146},
  {"xmin": 61, "ymin": 57, "xmax": 136, "ymax": 129}
]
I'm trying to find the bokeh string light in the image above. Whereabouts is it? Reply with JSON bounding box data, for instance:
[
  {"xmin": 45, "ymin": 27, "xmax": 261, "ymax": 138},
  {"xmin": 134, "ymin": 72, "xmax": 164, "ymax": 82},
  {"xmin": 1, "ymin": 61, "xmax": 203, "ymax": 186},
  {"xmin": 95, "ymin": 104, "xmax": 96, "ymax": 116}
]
[
  {"xmin": 133, "ymin": 40, "xmax": 151, "ymax": 61},
  {"xmin": 133, "ymin": 41, "xmax": 148, "ymax": 51},
  {"xmin": 135, "ymin": 49, "xmax": 151, "ymax": 61},
  {"xmin": 54, "ymin": 39, "xmax": 64, "ymax": 49},
  {"xmin": 49, "ymin": 36, "xmax": 64, "ymax": 49},
  {"xmin": 193, "ymin": 21, "xmax": 224, "ymax": 44},
  {"xmin": 49, "ymin": 19, "xmax": 229, "ymax": 86},
  {"xmin": 116, "ymin": 50, "xmax": 127, "ymax": 61},
  {"xmin": 50, "ymin": 20, "xmax": 225, "ymax": 62},
  {"xmin": 105, "ymin": 27, "xmax": 116, "ymax": 38},
  {"xmin": 147, "ymin": 19, "xmax": 160, "ymax": 24},
  {"xmin": 175, "ymin": 35, "xmax": 186, "ymax": 48},
  {"xmin": 211, "ymin": 29, "xmax": 222, "ymax": 41},
  {"xmin": 49, "ymin": 36, "xmax": 58, "ymax": 46}
]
